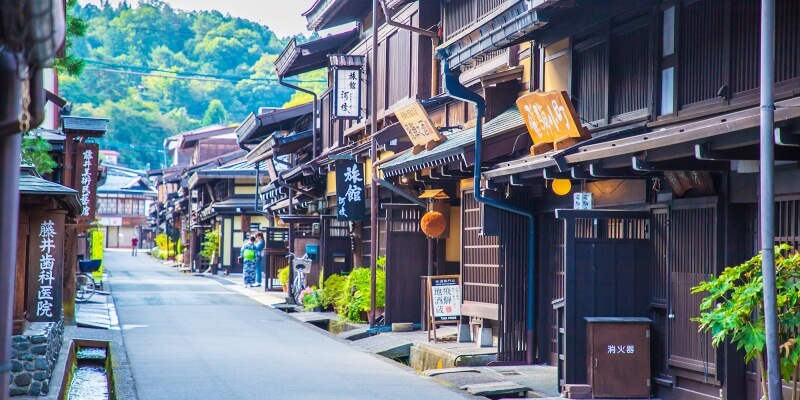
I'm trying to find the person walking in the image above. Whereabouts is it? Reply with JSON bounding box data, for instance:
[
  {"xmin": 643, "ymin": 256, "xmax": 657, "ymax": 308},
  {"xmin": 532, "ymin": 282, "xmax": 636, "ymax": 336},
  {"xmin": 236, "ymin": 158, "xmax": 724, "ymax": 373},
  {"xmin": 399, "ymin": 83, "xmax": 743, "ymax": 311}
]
[
  {"xmin": 239, "ymin": 236, "xmax": 257, "ymax": 288},
  {"xmin": 254, "ymin": 232, "xmax": 265, "ymax": 288},
  {"xmin": 131, "ymin": 235, "xmax": 139, "ymax": 257}
]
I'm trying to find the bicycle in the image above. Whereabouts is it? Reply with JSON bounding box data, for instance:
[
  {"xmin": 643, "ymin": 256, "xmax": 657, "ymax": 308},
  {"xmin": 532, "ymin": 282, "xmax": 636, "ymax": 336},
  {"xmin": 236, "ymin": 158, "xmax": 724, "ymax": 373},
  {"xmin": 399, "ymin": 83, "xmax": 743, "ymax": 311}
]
[
  {"xmin": 76, "ymin": 259, "xmax": 101, "ymax": 303},
  {"xmin": 286, "ymin": 253, "xmax": 312, "ymax": 305}
]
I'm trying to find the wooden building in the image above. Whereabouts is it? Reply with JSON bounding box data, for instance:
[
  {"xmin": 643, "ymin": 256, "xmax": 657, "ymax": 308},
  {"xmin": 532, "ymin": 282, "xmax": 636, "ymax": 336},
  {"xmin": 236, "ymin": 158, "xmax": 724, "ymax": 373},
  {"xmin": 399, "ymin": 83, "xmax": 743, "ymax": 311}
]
[{"xmin": 434, "ymin": 0, "xmax": 800, "ymax": 399}]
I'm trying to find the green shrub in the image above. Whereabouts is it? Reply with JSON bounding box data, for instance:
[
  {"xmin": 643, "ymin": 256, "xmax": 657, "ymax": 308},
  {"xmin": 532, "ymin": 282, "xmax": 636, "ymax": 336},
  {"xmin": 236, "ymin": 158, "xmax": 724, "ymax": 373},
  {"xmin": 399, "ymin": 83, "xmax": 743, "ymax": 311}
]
[
  {"xmin": 151, "ymin": 248, "xmax": 160, "ymax": 259},
  {"xmin": 301, "ymin": 287, "xmax": 323, "ymax": 311},
  {"xmin": 277, "ymin": 266, "xmax": 290, "ymax": 287},
  {"xmin": 322, "ymin": 274, "xmax": 346, "ymax": 310},
  {"xmin": 338, "ymin": 267, "xmax": 386, "ymax": 322},
  {"xmin": 199, "ymin": 230, "xmax": 220, "ymax": 260}
]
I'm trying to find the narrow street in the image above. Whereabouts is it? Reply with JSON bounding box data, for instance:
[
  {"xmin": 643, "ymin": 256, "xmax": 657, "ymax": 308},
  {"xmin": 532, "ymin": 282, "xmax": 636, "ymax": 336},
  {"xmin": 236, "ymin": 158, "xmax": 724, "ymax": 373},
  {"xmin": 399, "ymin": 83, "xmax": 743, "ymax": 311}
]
[{"xmin": 105, "ymin": 250, "xmax": 469, "ymax": 400}]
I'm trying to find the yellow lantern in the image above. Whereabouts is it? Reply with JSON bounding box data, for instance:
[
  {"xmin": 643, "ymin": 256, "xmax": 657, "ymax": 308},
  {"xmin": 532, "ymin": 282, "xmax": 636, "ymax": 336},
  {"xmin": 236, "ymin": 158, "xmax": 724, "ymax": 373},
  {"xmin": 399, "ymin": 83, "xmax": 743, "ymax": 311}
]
[{"xmin": 552, "ymin": 179, "xmax": 572, "ymax": 196}]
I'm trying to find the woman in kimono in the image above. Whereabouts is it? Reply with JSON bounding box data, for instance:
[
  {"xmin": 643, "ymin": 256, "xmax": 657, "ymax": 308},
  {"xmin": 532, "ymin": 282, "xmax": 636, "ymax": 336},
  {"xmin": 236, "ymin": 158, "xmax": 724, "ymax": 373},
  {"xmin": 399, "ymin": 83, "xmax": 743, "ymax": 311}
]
[{"xmin": 239, "ymin": 236, "xmax": 257, "ymax": 288}]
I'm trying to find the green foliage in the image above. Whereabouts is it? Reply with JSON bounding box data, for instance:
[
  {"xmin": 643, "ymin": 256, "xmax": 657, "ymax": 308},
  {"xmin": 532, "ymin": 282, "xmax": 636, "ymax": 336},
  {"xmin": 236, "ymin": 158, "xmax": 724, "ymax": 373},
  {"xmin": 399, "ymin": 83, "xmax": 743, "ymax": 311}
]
[
  {"xmin": 301, "ymin": 286, "xmax": 323, "ymax": 311},
  {"xmin": 60, "ymin": 2, "xmax": 314, "ymax": 169},
  {"xmin": 21, "ymin": 135, "xmax": 57, "ymax": 174},
  {"xmin": 322, "ymin": 274, "xmax": 347, "ymax": 310},
  {"xmin": 277, "ymin": 266, "xmax": 290, "ymax": 287},
  {"xmin": 692, "ymin": 244, "xmax": 800, "ymax": 399},
  {"xmin": 201, "ymin": 100, "xmax": 228, "ymax": 126},
  {"xmin": 54, "ymin": 0, "xmax": 88, "ymax": 76},
  {"xmin": 338, "ymin": 267, "xmax": 386, "ymax": 323},
  {"xmin": 154, "ymin": 233, "xmax": 168, "ymax": 250},
  {"xmin": 199, "ymin": 230, "xmax": 220, "ymax": 260}
]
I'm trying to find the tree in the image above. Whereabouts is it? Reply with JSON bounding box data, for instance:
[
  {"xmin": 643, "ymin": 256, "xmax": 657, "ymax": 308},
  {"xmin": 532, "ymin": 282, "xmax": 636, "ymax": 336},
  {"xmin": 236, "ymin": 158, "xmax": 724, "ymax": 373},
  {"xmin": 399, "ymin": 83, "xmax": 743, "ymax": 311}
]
[
  {"xmin": 692, "ymin": 244, "xmax": 800, "ymax": 400},
  {"xmin": 201, "ymin": 100, "xmax": 228, "ymax": 126},
  {"xmin": 282, "ymin": 69, "xmax": 328, "ymax": 108},
  {"xmin": 21, "ymin": 134, "xmax": 57, "ymax": 174},
  {"xmin": 54, "ymin": 0, "xmax": 88, "ymax": 76}
]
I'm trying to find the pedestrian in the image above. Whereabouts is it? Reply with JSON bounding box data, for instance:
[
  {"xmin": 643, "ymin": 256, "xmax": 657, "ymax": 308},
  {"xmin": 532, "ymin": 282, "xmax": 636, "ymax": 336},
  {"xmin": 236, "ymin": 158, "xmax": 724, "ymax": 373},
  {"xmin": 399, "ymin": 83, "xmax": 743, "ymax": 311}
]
[
  {"xmin": 131, "ymin": 235, "xmax": 138, "ymax": 257},
  {"xmin": 254, "ymin": 232, "xmax": 265, "ymax": 288},
  {"xmin": 239, "ymin": 236, "xmax": 257, "ymax": 288}
]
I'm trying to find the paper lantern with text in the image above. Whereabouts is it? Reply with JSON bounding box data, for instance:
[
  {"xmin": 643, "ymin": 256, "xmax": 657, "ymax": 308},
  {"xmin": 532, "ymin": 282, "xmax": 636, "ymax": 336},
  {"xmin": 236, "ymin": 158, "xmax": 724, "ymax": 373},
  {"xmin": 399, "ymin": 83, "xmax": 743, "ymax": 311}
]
[{"xmin": 420, "ymin": 211, "xmax": 447, "ymax": 238}]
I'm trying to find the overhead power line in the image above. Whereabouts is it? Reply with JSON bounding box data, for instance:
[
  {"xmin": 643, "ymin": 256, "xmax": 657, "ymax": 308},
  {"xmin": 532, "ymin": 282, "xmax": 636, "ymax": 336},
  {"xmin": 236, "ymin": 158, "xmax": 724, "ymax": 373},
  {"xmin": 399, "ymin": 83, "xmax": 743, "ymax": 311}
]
[{"xmin": 81, "ymin": 59, "xmax": 327, "ymax": 84}]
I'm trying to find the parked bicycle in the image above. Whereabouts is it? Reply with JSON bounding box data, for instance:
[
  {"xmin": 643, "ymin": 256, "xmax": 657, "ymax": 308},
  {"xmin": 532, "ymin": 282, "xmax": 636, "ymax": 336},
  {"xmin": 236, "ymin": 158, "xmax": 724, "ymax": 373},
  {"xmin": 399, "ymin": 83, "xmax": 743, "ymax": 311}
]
[
  {"xmin": 76, "ymin": 259, "xmax": 101, "ymax": 303},
  {"xmin": 285, "ymin": 253, "xmax": 312, "ymax": 305}
]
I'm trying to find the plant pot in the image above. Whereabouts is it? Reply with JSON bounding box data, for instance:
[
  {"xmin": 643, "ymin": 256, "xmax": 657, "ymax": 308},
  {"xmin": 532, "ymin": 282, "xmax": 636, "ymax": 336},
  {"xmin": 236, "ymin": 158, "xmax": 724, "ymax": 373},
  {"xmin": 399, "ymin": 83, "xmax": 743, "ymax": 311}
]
[
  {"xmin": 281, "ymin": 284, "xmax": 288, "ymax": 293},
  {"xmin": 366, "ymin": 307, "xmax": 385, "ymax": 325}
]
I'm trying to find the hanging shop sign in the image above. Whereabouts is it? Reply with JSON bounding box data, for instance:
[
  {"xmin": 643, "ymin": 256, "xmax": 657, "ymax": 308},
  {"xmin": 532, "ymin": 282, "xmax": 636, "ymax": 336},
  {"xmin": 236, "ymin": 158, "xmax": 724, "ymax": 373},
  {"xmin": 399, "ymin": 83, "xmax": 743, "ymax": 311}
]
[
  {"xmin": 395, "ymin": 99, "xmax": 447, "ymax": 155},
  {"xmin": 74, "ymin": 142, "xmax": 99, "ymax": 222},
  {"xmin": 426, "ymin": 275, "xmax": 461, "ymax": 342},
  {"xmin": 516, "ymin": 90, "xmax": 589, "ymax": 155},
  {"xmin": 332, "ymin": 67, "xmax": 362, "ymax": 119},
  {"xmin": 27, "ymin": 212, "xmax": 66, "ymax": 323},
  {"xmin": 335, "ymin": 159, "xmax": 365, "ymax": 221}
]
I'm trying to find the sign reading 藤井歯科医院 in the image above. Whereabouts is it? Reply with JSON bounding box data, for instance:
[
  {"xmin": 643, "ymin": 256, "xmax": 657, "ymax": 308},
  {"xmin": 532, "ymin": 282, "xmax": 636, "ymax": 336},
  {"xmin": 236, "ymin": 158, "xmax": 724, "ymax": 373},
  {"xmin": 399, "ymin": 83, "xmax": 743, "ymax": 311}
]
[
  {"xmin": 516, "ymin": 90, "xmax": 589, "ymax": 155},
  {"xmin": 27, "ymin": 213, "xmax": 65, "ymax": 323},
  {"xmin": 335, "ymin": 159, "xmax": 365, "ymax": 221}
]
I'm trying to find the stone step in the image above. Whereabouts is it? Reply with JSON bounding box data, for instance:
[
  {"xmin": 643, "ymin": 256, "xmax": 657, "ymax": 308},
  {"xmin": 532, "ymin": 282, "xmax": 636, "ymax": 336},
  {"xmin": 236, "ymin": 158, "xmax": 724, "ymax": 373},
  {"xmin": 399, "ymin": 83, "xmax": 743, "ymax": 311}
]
[{"xmin": 459, "ymin": 381, "xmax": 531, "ymax": 397}]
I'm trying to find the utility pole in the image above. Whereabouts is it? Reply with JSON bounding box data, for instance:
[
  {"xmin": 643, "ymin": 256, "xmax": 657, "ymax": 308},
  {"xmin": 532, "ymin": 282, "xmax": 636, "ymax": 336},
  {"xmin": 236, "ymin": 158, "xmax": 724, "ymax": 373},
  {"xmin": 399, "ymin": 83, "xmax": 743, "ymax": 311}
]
[{"xmin": 369, "ymin": 0, "xmax": 379, "ymax": 328}]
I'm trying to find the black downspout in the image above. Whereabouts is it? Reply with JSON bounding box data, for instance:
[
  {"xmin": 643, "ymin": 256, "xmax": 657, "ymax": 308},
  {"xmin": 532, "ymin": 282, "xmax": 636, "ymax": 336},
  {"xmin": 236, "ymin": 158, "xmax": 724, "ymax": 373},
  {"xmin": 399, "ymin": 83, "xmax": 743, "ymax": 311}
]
[
  {"xmin": 278, "ymin": 77, "xmax": 318, "ymax": 160},
  {"xmin": 439, "ymin": 55, "xmax": 536, "ymax": 365}
]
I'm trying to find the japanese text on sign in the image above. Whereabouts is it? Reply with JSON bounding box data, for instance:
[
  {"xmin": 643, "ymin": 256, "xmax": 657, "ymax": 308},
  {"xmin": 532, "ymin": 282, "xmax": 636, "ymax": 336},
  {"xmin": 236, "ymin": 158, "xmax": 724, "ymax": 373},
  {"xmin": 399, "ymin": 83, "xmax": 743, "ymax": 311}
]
[
  {"xmin": 607, "ymin": 345, "xmax": 635, "ymax": 354},
  {"xmin": 395, "ymin": 100, "xmax": 443, "ymax": 147},
  {"xmin": 429, "ymin": 276, "xmax": 461, "ymax": 322},
  {"xmin": 573, "ymin": 192, "xmax": 593, "ymax": 210},
  {"xmin": 516, "ymin": 90, "xmax": 584, "ymax": 145},
  {"xmin": 80, "ymin": 149, "xmax": 93, "ymax": 216},
  {"xmin": 335, "ymin": 159, "xmax": 365, "ymax": 221},
  {"xmin": 334, "ymin": 68, "xmax": 361, "ymax": 119},
  {"xmin": 36, "ymin": 220, "xmax": 57, "ymax": 318}
]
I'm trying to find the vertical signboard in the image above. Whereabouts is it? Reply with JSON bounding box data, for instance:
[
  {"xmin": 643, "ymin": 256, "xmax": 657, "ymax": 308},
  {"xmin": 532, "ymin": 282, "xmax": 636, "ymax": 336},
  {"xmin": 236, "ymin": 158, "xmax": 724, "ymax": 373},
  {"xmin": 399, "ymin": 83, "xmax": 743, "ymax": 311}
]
[
  {"xmin": 333, "ymin": 67, "xmax": 362, "ymax": 119},
  {"xmin": 335, "ymin": 159, "xmax": 365, "ymax": 221},
  {"xmin": 27, "ymin": 212, "xmax": 66, "ymax": 323},
  {"xmin": 75, "ymin": 142, "xmax": 99, "ymax": 222},
  {"xmin": 426, "ymin": 275, "xmax": 461, "ymax": 342}
]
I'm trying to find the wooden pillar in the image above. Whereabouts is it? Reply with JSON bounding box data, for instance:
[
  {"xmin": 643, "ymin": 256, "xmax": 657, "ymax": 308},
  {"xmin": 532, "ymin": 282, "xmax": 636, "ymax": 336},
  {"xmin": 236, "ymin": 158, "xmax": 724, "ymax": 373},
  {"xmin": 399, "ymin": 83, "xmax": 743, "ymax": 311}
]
[
  {"xmin": 13, "ymin": 217, "xmax": 29, "ymax": 335},
  {"xmin": 63, "ymin": 226, "xmax": 77, "ymax": 326}
]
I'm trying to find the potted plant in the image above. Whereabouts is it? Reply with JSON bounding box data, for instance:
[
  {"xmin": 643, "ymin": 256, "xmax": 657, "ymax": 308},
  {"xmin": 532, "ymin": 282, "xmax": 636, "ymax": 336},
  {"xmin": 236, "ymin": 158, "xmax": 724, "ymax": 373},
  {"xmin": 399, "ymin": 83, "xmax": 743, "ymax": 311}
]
[
  {"xmin": 277, "ymin": 266, "xmax": 290, "ymax": 292},
  {"xmin": 339, "ymin": 267, "xmax": 386, "ymax": 323}
]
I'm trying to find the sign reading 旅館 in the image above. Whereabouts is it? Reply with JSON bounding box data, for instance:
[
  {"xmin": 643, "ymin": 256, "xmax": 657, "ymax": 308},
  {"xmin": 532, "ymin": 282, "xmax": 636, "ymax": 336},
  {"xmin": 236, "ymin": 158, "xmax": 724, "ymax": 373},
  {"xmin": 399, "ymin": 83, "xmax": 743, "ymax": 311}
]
[{"xmin": 516, "ymin": 90, "xmax": 589, "ymax": 155}]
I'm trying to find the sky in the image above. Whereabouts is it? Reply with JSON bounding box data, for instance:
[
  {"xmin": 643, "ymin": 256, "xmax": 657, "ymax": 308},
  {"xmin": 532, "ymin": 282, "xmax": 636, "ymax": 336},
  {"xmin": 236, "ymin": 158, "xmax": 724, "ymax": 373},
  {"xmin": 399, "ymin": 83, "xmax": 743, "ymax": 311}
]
[{"xmin": 80, "ymin": 0, "xmax": 318, "ymax": 38}]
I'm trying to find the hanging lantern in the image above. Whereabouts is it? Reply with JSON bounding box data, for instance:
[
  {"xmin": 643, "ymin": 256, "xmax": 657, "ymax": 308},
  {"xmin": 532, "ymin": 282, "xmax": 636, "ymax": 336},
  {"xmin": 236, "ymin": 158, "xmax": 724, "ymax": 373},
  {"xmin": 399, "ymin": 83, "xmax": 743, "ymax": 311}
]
[
  {"xmin": 552, "ymin": 179, "xmax": 572, "ymax": 196},
  {"xmin": 421, "ymin": 210, "xmax": 447, "ymax": 238}
]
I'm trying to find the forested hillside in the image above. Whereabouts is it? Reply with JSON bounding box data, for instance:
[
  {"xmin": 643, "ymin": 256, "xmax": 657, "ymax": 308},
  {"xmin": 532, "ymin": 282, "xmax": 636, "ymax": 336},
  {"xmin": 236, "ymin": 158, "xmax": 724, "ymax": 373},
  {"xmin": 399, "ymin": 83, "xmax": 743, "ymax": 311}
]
[{"xmin": 62, "ymin": 0, "xmax": 325, "ymax": 169}]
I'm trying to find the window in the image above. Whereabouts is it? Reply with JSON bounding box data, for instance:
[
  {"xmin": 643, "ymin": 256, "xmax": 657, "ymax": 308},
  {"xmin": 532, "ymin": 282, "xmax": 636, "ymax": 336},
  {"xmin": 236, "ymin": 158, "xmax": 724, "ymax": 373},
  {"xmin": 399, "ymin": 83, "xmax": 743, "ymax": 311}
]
[{"xmin": 443, "ymin": 0, "xmax": 508, "ymax": 40}]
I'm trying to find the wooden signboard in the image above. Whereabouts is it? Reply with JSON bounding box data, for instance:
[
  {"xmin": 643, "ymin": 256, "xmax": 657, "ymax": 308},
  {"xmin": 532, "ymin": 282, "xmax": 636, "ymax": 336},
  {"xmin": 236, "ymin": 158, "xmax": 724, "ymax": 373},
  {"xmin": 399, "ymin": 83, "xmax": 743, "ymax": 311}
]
[
  {"xmin": 26, "ymin": 212, "xmax": 66, "ymax": 323},
  {"xmin": 516, "ymin": 90, "xmax": 589, "ymax": 155},
  {"xmin": 426, "ymin": 275, "xmax": 461, "ymax": 342},
  {"xmin": 395, "ymin": 99, "xmax": 447, "ymax": 155},
  {"xmin": 75, "ymin": 142, "xmax": 99, "ymax": 222}
]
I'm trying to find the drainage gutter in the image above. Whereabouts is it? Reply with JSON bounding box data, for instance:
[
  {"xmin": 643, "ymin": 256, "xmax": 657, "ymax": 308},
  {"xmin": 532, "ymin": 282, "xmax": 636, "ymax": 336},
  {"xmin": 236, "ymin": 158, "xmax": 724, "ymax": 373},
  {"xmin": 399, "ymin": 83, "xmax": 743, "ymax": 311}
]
[{"xmin": 439, "ymin": 55, "xmax": 536, "ymax": 365}]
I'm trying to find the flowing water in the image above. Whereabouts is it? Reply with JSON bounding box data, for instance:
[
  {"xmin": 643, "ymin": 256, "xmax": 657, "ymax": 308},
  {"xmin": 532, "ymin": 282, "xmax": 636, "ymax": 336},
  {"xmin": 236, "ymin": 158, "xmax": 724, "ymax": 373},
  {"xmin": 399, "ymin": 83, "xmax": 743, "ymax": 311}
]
[{"xmin": 66, "ymin": 347, "xmax": 110, "ymax": 400}]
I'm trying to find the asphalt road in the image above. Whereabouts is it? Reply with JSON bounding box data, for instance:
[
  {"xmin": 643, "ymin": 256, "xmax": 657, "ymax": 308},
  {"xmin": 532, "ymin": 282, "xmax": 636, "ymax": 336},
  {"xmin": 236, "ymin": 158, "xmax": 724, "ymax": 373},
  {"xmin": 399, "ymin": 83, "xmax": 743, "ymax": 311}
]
[{"xmin": 106, "ymin": 250, "xmax": 470, "ymax": 400}]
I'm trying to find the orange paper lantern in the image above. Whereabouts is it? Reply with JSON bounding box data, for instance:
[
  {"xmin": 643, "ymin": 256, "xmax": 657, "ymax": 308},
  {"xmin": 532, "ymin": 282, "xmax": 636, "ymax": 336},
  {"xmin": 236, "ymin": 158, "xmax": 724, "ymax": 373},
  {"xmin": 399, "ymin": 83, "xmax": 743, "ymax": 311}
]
[{"xmin": 420, "ymin": 210, "xmax": 447, "ymax": 237}]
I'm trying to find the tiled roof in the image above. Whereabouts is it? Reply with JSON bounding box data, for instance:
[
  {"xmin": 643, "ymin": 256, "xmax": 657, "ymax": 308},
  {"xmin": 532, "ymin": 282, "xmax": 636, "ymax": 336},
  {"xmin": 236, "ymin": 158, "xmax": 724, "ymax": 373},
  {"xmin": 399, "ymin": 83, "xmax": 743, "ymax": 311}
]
[
  {"xmin": 380, "ymin": 106, "xmax": 525, "ymax": 177},
  {"xmin": 18, "ymin": 166, "xmax": 81, "ymax": 213},
  {"xmin": 61, "ymin": 116, "xmax": 109, "ymax": 134}
]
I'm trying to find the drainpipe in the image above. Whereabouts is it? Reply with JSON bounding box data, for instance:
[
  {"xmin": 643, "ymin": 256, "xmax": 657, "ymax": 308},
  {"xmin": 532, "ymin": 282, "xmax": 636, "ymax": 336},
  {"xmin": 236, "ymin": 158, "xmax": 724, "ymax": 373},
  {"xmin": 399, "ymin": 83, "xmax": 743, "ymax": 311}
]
[
  {"xmin": 759, "ymin": 0, "xmax": 780, "ymax": 399},
  {"xmin": 370, "ymin": 0, "xmax": 380, "ymax": 328},
  {"xmin": 440, "ymin": 55, "xmax": 536, "ymax": 365},
  {"xmin": 279, "ymin": 77, "xmax": 318, "ymax": 160}
]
